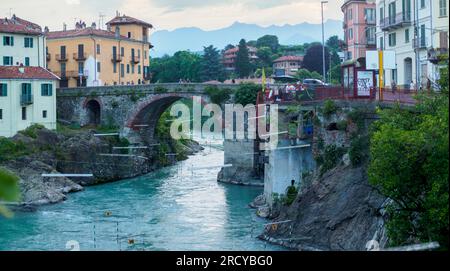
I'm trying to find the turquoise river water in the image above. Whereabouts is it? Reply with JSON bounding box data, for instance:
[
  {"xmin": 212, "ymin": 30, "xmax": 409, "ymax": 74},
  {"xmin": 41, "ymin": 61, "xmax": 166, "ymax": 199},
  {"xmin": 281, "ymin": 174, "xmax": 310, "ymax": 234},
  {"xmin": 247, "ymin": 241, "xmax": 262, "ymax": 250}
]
[{"xmin": 0, "ymin": 144, "xmax": 285, "ymax": 251}]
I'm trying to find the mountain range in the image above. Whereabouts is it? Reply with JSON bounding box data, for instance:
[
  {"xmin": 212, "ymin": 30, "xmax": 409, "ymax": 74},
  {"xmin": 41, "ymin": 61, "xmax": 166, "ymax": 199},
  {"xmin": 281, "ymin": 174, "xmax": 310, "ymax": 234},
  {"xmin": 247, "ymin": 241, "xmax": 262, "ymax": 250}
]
[{"xmin": 150, "ymin": 19, "xmax": 343, "ymax": 57}]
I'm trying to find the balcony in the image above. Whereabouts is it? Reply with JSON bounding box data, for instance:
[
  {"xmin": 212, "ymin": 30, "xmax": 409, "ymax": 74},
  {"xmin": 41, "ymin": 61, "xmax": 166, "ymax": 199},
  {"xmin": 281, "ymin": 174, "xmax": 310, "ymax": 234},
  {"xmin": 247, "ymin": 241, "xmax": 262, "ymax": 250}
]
[
  {"xmin": 428, "ymin": 48, "xmax": 449, "ymax": 64},
  {"xmin": 55, "ymin": 54, "xmax": 68, "ymax": 62},
  {"xmin": 73, "ymin": 52, "xmax": 87, "ymax": 61},
  {"xmin": 364, "ymin": 16, "xmax": 376, "ymax": 25},
  {"xmin": 380, "ymin": 12, "xmax": 412, "ymax": 31},
  {"xmin": 111, "ymin": 54, "xmax": 122, "ymax": 62},
  {"xmin": 66, "ymin": 70, "xmax": 89, "ymax": 78},
  {"xmin": 20, "ymin": 94, "xmax": 33, "ymax": 105},
  {"xmin": 413, "ymin": 38, "xmax": 428, "ymax": 49},
  {"xmin": 131, "ymin": 56, "xmax": 140, "ymax": 64},
  {"xmin": 366, "ymin": 38, "xmax": 377, "ymax": 46}
]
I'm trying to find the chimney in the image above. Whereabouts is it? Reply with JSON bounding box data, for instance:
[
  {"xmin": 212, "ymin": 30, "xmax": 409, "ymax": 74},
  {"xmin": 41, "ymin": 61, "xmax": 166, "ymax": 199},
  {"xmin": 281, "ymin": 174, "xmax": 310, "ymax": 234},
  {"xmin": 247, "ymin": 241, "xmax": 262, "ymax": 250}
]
[
  {"xmin": 91, "ymin": 22, "xmax": 97, "ymax": 29},
  {"xmin": 63, "ymin": 23, "xmax": 67, "ymax": 31}
]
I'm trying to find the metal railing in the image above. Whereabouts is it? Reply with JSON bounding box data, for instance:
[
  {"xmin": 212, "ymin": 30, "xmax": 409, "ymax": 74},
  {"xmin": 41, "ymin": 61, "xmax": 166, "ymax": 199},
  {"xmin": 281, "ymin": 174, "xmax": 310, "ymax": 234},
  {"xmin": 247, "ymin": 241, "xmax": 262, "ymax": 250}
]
[
  {"xmin": 55, "ymin": 54, "xmax": 68, "ymax": 61},
  {"xmin": 111, "ymin": 54, "xmax": 122, "ymax": 62},
  {"xmin": 380, "ymin": 12, "xmax": 412, "ymax": 30},
  {"xmin": 73, "ymin": 52, "xmax": 86, "ymax": 61},
  {"xmin": 412, "ymin": 38, "xmax": 428, "ymax": 49}
]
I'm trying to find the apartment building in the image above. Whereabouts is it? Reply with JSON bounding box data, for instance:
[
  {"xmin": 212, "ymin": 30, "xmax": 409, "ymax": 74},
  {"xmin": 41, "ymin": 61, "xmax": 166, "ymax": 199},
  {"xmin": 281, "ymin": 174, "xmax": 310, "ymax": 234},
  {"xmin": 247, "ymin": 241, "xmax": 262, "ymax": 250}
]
[
  {"xmin": 222, "ymin": 46, "xmax": 258, "ymax": 72},
  {"xmin": 376, "ymin": 0, "xmax": 449, "ymax": 89},
  {"xmin": 341, "ymin": 0, "xmax": 377, "ymax": 62},
  {"xmin": 46, "ymin": 14, "xmax": 153, "ymax": 88},
  {"xmin": 0, "ymin": 15, "xmax": 58, "ymax": 137},
  {"xmin": 273, "ymin": 56, "xmax": 304, "ymax": 77}
]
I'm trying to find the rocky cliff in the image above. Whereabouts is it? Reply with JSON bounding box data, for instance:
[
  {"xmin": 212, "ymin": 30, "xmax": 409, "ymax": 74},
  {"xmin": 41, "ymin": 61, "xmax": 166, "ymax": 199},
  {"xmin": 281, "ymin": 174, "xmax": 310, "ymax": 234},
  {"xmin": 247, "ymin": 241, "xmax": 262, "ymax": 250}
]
[
  {"xmin": 0, "ymin": 125, "xmax": 202, "ymax": 208},
  {"xmin": 258, "ymin": 101, "xmax": 389, "ymax": 251}
]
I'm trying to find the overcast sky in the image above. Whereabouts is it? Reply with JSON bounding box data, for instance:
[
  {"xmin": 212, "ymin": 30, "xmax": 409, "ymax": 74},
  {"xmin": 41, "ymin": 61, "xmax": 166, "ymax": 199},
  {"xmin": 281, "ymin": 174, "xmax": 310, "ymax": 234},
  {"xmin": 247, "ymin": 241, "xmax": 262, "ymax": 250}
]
[{"xmin": 1, "ymin": 0, "xmax": 344, "ymax": 31}]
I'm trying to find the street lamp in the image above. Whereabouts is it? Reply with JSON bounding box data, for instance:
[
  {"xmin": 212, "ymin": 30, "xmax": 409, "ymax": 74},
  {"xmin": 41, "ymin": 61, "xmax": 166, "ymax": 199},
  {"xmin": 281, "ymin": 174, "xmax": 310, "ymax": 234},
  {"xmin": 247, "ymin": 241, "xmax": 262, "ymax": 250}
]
[{"xmin": 321, "ymin": 1, "xmax": 328, "ymax": 84}]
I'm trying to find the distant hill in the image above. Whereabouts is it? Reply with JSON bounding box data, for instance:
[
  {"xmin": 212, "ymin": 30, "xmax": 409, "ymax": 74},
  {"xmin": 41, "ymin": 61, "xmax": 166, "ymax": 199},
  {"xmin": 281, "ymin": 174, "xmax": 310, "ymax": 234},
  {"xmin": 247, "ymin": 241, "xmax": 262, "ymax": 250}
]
[{"xmin": 150, "ymin": 20, "xmax": 343, "ymax": 57}]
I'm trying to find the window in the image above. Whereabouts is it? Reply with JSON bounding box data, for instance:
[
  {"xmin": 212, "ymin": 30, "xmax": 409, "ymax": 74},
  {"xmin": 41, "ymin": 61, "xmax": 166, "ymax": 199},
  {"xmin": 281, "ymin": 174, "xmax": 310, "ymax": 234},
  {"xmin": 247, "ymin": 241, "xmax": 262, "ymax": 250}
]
[
  {"xmin": 78, "ymin": 62, "xmax": 84, "ymax": 74},
  {"xmin": 25, "ymin": 57, "xmax": 30, "ymax": 66},
  {"xmin": 348, "ymin": 9, "xmax": 352, "ymax": 20},
  {"xmin": 380, "ymin": 7, "xmax": 384, "ymax": 23},
  {"xmin": 60, "ymin": 63, "xmax": 66, "ymax": 77},
  {"xmin": 0, "ymin": 109, "xmax": 2, "ymax": 120},
  {"xmin": 22, "ymin": 107, "xmax": 26, "ymax": 120},
  {"xmin": 128, "ymin": 32, "xmax": 131, "ymax": 38},
  {"xmin": 388, "ymin": 2, "xmax": 396, "ymax": 24},
  {"xmin": 440, "ymin": 0, "xmax": 447, "ymax": 16},
  {"xmin": 113, "ymin": 63, "xmax": 117, "ymax": 73},
  {"xmin": 405, "ymin": 29, "xmax": 410, "ymax": 43},
  {"xmin": 3, "ymin": 36, "xmax": 14, "ymax": 46},
  {"xmin": 24, "ymin": 37, "xmax": 33, "ymax": 48},
  {"xmin": 0, "ymin": 83, "xmax": 7, "ymax": 96},
  {"xmin": 42, "ymin": 110, "xmax": 47, "ymax": 118},
  {"xmin": 391, "ymin": 69, "xmax": 398, "ymax": 84},
  {"xmin": 389, "ymin": 33, "xmax": 397, "ymax": 47},
  {"xmin": 97, "ymin": 44, "xmax": 101, "ymax": 54},
  {"xmin": 121, "ymin": 47, "xmax": 124, "ymax": 56},
  {"xmin": 60, "ymin": 46, "xmax": 66, "ymax": 58},
  {"xmin": 348, "ymin": 28, "xmax": 353, "ymax": 40},
  {"xmin": 3, "ymin": 56, "xmax": 13, "ymax": 65},
  {"xmin": 420, "ymin": 0, "xmax": 425, "ymax": 9},
  {"xmin": 144, "ymin": 50, "xmax": 147, "ymax": 59},
  {"xmin": 127, "ymin": 64, "xmax": 130, "ymax": 74},
  {"xmin": 440, "ymin": 31, "xmax": 448, "ymax": 49},
  {"xmin": 41, "ymin": 84, "xmax": 53, "ymax": 96},
  {"xmin": 131, "ymin": 65, "xmax": 134, "ymax": 74},
  {"xmin": 121, "ymin": 64, "xmax": 124, "ymax": 77},
  {"xmin": 97, "ymin": 62, "xmax": 101, "ymax": 73},
  {"xmin": 364, "ymin": 8, "xmax": 375, "ymax": 22},
  {"xmin": 420, "ymin": 24, "xmax": 426, "ymax": 47},
  {"xmin": 138, "ymin": 65, "xmax": 141, "ymax": 74}
]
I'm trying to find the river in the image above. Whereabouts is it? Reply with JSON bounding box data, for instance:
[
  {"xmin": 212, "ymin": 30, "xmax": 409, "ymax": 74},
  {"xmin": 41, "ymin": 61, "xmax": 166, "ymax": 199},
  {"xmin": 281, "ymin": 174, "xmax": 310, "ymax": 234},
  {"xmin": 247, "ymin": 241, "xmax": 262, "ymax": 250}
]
[{"xmin": 0, "ymin": 142, "xmax": 284, "ymax": 251}]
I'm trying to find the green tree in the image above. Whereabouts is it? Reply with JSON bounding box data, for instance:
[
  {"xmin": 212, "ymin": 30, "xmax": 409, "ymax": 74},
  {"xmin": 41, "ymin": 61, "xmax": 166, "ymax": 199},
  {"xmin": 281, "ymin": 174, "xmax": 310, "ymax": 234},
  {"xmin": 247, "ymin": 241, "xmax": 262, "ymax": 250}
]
[
  {"xmin": 234, "ymin": 83, "xmax": 260, "ymax": 105},
  {"xmin": 368, "ymin": 64, "xmax": 449, "ymax": 249},
  {"xmin": 295, "ymin": 68, "xmax": 322, "ymax": 81},
  {"xmin": 256, "ymin": 35, "xmax": 279, "ymax": 52},
  {"xmin": 326, "ymin": 35, "xmax": 342, "ymax": 52},
  {"xmin": 0, "ymin": 169, "xmax": 20, "ymax": 218},
  {"xmin": 303, "ymin": 44, "xmax": 331, "ymax": 75},
  {"xmin": 235, "ymin": 39, "xmax": 252, "ymax": 78},
  {"xmin": 256, "ymin": 46, "xmax": 273, "ymax": 68},
  {"xmin": 200, "ymin": 45, "xmax": 225, "ymax": 82},
  {"xmin": 150, "ymin": 51, "xmax": 201, "ymax": 83}
]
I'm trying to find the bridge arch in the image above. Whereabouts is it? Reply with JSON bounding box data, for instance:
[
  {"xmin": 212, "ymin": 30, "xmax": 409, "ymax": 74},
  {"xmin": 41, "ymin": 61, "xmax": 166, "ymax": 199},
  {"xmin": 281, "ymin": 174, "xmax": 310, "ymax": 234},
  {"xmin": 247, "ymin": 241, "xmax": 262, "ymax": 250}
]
[{"xmin": 84, "ymin": 99, "xmax": 101, "ymax": 126}]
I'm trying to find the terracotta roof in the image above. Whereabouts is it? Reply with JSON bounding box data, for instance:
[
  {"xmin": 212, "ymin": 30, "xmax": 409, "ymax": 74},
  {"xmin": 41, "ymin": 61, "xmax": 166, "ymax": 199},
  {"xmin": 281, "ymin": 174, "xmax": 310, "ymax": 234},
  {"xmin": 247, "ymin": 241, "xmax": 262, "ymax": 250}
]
[
  {"xmin": 106, "ymin": 15, "xmax": 153, "ymax": 28},
  {"xmin": 46, "ymin": 27, "xmax": 128, "ymax": 39},
  {"xmin": 224, "ymin": 46, "xmax": 257, "ymax": 54},
  {"xmin": 0, "ymin": 15, "xmax": 42, "ymax": 35},
  {"xmin": 273, "ymin": 55, "xmax": 304, "ymax": 63},
  {"xmin": 0, "ymin": 66, "xmax": 59, "ymax": 80}
]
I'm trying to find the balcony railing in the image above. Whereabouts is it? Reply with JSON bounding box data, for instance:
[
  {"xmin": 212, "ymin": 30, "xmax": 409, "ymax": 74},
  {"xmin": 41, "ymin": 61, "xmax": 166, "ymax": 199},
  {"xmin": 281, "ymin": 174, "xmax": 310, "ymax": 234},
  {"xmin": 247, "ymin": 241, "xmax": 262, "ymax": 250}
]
[
  {"xmin": 380, "ymin": 12, "xmax": 412, "ymax": 31},
  {"xmin": 413, "ymin": 38, "xmax": 428, "ymax": 49},
  {"xmin": 55, "ymin": 54, "xmax": 68, "ymax": 62},
  {"xmin": 364, "ymin": 16, "xmax": 376, "ymax": 25},
  {"xmin": 66, "ymin": 70, "xmax": 88, "ymax": 78},
  {"xmin": 20, "ymin": 94, "xmax": 33, "ymax": 105},
  {"xmin": 131, "ymin": 56, "xmax": 140, "ymax": 64},
  {"xmin": 73, "ymin": 52, "xmax": 87, "ymax": 61},
  {"xmin": 366, "ymin": 38, "xmax": 377, "ymax": 45},
  {"xmin": 111, "ymin": 54, "xmax": 122, "ymax": 62}
]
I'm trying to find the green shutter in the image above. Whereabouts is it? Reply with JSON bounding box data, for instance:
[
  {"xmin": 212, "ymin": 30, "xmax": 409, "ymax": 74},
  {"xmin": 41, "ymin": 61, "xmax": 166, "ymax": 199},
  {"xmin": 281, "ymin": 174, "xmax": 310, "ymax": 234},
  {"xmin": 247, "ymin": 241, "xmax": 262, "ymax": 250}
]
[
  {"xmin": 41, "ymin": 84, "xmax": 45, "ymax": 96},
  {"xmin": 3, "ymin": 37, "xmax": 6, "ymax": 46},
  {"xmin": 10, "ymin": 36, "xmax": 14, "ymax": 46},
  {"xmin": 0, "ymin": 84, "xmax": 7, "ymax": 96},
  {"xmin": 49, "ymin": 84, "xmax": 53, "ymax": 96}
]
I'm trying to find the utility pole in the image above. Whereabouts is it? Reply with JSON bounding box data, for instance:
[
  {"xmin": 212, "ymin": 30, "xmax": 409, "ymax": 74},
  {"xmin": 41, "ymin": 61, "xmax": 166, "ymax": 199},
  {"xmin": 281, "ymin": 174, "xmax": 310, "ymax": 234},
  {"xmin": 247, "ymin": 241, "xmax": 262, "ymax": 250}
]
[{"xmin": 321, "ymin": 1, "xmax": 328, "ymax": 83}]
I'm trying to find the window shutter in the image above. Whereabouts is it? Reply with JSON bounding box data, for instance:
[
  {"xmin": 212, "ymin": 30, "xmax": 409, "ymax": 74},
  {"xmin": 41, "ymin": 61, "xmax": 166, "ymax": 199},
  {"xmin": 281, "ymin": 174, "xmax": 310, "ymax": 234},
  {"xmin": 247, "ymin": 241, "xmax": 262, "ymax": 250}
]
[
  {"xmin": 3, "ymin": 37, "xmax": 6, "ymax": 45},
  {"xmin": 49, "ymin": 84, "xmax": 53, "ymax": 96},
  {"xmin": 11, "ymin": 36, "xmax": 14, "ymax": 46}
]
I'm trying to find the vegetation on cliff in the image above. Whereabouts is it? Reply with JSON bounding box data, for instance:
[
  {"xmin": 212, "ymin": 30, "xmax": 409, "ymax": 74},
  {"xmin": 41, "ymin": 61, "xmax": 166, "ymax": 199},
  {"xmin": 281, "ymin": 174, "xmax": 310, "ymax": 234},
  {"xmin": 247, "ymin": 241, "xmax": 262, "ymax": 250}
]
[
  {"xmin": 0, "ymin": 169, "xmax": 20, "ymax": 217},
  {"xmin": 369, "ymin": 65, "xmax": 449, "ymax": 249}
]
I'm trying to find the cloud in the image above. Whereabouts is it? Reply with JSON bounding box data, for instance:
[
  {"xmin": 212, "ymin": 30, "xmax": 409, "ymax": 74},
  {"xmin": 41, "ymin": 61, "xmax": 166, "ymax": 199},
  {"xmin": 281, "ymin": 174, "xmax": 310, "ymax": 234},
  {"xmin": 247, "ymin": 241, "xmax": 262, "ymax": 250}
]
[{"xmin": 65, "ymin": 0, "xmax": 80, "ymax": 5}]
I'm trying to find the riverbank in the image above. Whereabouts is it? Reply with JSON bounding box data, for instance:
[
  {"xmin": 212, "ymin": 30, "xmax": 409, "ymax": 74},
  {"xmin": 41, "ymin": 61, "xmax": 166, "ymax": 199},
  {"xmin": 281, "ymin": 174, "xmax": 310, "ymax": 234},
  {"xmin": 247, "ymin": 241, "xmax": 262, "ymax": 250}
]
[{"xmin": 0, "ymin": 125, "xmax": 203, "ymax": 208}]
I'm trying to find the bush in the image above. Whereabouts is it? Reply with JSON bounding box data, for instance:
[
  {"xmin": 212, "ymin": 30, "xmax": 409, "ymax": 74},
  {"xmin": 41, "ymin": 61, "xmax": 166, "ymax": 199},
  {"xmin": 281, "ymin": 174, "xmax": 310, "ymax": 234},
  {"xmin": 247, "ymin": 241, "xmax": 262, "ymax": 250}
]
[
  {"xmin": 319, "ymin": 144, "xmax": 346, "ymax": 174},
  {"xmin": 204, "ymin": 86, "xmax": 231, "ymax": 105},
  {"xmin": 0, "ymin": 169, "xmax": 21, "ymax": 217},
  {"xmin": 322, "ymin": 99, "xmax": 338, "ymax": 117},
  {"xmin": 18, "ymin": 124, "xmax": 45, "ymax": 139},
  {"xmin": 349, "ymin": 135, "xmax": 369, "ymax": 166},
  {"xmin": 234, "ymin": 83, "xmax": 260, "ymax": 105},
  {"xmin": 0, "ymin": 138, "xmax": 30, "ymax": 162}
]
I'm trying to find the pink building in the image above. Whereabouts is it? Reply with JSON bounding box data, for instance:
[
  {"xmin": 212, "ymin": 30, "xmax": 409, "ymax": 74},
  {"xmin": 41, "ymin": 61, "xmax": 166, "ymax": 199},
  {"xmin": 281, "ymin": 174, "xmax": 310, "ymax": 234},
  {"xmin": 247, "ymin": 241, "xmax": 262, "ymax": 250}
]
[{"xmin": 341, "ymin": 0, "xmax": 376, "ymax": 62}]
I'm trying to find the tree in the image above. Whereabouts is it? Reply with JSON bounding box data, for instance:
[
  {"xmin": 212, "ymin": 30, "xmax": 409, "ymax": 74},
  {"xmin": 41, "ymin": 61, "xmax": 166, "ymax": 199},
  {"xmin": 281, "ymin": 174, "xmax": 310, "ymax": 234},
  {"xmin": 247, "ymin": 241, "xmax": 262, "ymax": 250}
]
[
  {"xmin": 326, "ymin": 35, "xmax": 341, "ymax": 52},
  {"xmin": 295, "ymin": 68, "xmax": 323, "ymax": 81},
  {"xmin": 0, "ymin": 169, "xmax": 20, "ymax": 218},
  {"xmin": 303, "ymin": 44, "xmax": 331, "ymax": 75},
  {"xmin": 368, "ymin": 64, "xmax": 449, "ymax": 249},
  {"xmin": 149, "ymin": 51, "xmax": 202, "ymax": 83},
  {"xmin": 200, "ymin": 45, "xmax": 225, "ymax": 82},
  {"xmin": 256, "ymin": 46, "xmax": 273, "ymax": 68},
  {"xmin": 256, "ymin": 35, "xmax": 279, "ymax": 52},
  {"xmin": 235, "ymin": 39, "xmax": 252, "ymax": 78},
  {"xmin": 234, "ymin": 83, "xmax": 260, "ymax": 105}
]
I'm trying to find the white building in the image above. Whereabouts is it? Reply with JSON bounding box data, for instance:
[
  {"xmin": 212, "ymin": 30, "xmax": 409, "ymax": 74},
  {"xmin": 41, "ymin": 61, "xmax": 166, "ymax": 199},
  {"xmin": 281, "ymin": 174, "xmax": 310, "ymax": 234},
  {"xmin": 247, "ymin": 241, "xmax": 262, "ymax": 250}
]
[
  {"xmin": 376, "ymin": 0, "xmax": 448, "ymax": 89},
  {"xmin": 0, "ymin": 15, "xmax": 58, "ymax": 137}
]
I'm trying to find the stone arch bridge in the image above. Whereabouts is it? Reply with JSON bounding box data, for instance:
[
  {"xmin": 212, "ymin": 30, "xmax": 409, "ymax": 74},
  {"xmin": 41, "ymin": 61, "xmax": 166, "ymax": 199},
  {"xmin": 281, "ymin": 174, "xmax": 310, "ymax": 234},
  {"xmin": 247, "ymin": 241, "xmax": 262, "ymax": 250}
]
[{"xmin": 56, "ymin": 83, "xmax": 244, "ymax": 144}]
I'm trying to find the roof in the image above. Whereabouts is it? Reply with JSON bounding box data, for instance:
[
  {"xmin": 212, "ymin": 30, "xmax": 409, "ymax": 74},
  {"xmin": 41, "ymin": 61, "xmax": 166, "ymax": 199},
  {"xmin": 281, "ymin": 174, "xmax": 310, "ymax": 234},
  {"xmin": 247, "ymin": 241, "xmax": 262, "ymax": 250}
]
[
  {"xmin": 0, "ymin": 66, "xmax": 60, "ymax": 80},
  {"xmin": 224, "ymin": 46, "xmax": 257, "ymax": 54},
  {"xmin": 273, "ymin": 55, "xmax": 304, "ymax": 63},
  {"xmin": 0, "ymin": 15, "xmax": 42, "ymax": 35},
  {"xmin": 46, "ymin": 27, "xmax": 128, "ymax": 39},
  {"xmin": 106, "ymin": 15, "xmax": 153, "ymax": 28}
]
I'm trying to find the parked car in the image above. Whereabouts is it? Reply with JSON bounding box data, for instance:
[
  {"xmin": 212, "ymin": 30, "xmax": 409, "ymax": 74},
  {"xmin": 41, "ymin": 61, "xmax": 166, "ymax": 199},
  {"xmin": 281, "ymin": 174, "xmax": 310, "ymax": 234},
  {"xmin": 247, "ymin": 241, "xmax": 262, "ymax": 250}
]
[{"xmin": 302, "ymin": 79, "xmax": 327, "ymax": 90}]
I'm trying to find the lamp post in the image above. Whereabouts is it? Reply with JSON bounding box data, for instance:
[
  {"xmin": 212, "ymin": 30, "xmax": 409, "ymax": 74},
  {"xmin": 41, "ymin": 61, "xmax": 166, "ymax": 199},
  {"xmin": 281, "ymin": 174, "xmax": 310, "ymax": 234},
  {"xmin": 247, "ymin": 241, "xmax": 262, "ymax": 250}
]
[{"xmin": 321, "ymin": 1, "xmax": 328, "ymax": 84}]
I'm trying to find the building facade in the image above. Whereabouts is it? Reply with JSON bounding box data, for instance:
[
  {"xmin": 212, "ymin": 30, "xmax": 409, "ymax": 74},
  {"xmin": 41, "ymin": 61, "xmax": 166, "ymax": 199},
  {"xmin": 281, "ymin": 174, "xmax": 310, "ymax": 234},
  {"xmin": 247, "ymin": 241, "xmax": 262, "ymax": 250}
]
[
  {"xmin": 222, "ymin": 46, "xmax": 258, "ymax": 72},
  {"xmin": 342, "ymin": 0, "xmax": 377, "ymax": 62},
  {"xmin": 272, "ymin": 56, "xmax": 304, "ymax": 77},
  {"xmin": 0, "ymin": 15, "xmax": 47, "ymax": 68},
  {"xmin": 376, "ymin": 0, "xmax": 449, "ymax": 89},
  {"xmin": 46, "ymin": 14, "xmax": 153, "ymax": 88}
]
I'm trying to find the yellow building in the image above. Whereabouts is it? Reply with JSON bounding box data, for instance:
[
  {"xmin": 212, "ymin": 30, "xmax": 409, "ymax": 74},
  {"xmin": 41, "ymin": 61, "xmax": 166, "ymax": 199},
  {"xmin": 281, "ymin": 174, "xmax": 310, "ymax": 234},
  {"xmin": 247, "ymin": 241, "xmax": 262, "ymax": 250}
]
[{"xmin": 46, "ymin": 15, "xmax": 153, "ymax": 88}]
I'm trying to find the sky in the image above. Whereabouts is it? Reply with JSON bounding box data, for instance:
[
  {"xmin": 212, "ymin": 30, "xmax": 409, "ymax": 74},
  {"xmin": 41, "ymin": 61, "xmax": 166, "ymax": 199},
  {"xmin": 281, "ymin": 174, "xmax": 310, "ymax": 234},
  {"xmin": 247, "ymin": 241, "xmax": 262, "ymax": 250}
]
[{"xmin": 1, "ymin": 0, "xmax": 344, "ymax": 32}]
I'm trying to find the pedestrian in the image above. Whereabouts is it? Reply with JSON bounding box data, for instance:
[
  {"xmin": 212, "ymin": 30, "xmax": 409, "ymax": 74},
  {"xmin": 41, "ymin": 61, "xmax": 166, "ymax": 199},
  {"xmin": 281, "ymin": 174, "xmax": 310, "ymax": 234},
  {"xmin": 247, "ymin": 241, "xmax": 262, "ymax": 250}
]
[{"xmin": 409, "ymin": 80, "xmax": 415, "ymax": 91}]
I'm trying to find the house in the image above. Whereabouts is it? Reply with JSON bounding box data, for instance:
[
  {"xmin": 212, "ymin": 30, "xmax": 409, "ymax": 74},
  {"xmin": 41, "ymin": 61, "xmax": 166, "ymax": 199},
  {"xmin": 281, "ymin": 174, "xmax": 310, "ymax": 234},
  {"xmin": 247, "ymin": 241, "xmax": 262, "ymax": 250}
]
[
  {"xmin": 0, "ymin": 66, "xmax": 59, "ymax": 137},
  {"xmin": 272, "ymin": 55, "xmax": 304, "ymax": 77},
  {"xmin": 376, "ymin": 0, "xmax": 449, "ymax": 89},
  {"xmin": 46, "ymin": 13, "xmax": 153, "ymax": 88},
  {"xmin": 222, "ymin": 46, "xmax": 258, "ymax": 72}
]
